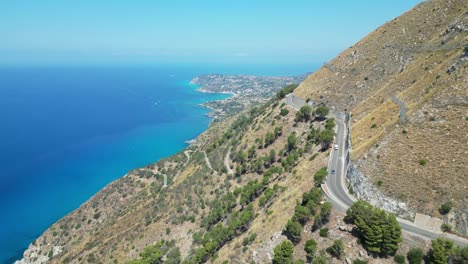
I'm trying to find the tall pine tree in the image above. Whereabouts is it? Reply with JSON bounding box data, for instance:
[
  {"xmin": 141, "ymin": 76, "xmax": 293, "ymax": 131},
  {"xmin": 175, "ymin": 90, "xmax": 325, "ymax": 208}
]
[{"xmin": 346, "ymin": 200, "xmax": 402, "ymax": 256}]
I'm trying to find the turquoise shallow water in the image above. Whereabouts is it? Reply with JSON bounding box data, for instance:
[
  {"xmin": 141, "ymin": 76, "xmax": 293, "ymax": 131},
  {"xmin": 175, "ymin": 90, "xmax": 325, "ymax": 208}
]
[{"xmin": 0, "ymin": 64, "xmax": 315, "ymax": 263}]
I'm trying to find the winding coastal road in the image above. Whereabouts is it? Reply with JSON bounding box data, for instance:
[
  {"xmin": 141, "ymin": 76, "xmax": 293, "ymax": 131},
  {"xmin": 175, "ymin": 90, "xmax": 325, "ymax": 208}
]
[{"xmin": 285, "ymin": 94, "xmax": 468, "ymax": 245}]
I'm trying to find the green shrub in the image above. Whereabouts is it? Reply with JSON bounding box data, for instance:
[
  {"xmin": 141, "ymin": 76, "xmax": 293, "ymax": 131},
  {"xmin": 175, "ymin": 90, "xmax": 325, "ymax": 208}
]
[
  {"xmin": 276, "ymin": 84, "xmax": 298, "ymax": 99},
  {"xmin": 316, "ymin": 105, "xmax": 329, "ymax": 118},
  {"xmin": 304, "ymin": 239, "xmax": 317, "ymax": 261},
  {"xmin": 441, "ymin": 223, "xmax": 452, "ymax": 232},
  {"xmin": 273, "ymin": 240, "xmax": 294, "ymax": 264},
  {"xmin": 419, "ymin": 159, "xmax": 427, "ymax": 166},
  {"xmin": 293, "ymin": 205, "xmax": 311, "ymax": 225},
  {"xmin": 243, "ymin": 233, "xmax": 257, "ymax": 246},
  {"xmin": 312, "ymin": 256, "xmax": 327, "ymax": 264},
  {"xmin": 284, "ymin": 220, "xmax": 302, "ymax": 244},
  {"xmin": 326, "ymin": 239, "xmax": 344, "ymax": 259},
  {"xmin": 393, "ymin": 254, "xmax": 405, "ymax": 264},
  {"xmin": 407, "ymin": 248, "xmax": 423, "ymax": 264},
  {"xmin": 439, "ymin": 202, "xmax": 452, "ymax": 215},
  {"xmin": 319, "ymin": 228, "xmax": 328, "ymax": 237},
  {"xmin": 313, "ymin": 167, "xmax": 328, "ymax": 186},
  {"xmin": 93, "ymin": 212, "xmax": 101, "ymax": 220},
  {"xmin": 280, "ymin": 108, "xmax": 289, "ymax": 116},
  {"xmin": 370, "ymin": 124, "xmax": 377, "ymax": 129},
  {"xmin": 295, "ymin": 106, "xmax": 312, "ymax": 122},
  {"xmin": 325, "ymin": 118, "xmax": 336, "ymax": 130},
  {"xmin": 353, "ymin": 260, "xmax": 368, "ymax": 264},
  {"xmin": 428, "ymin": 238, "xmax": 453, "ymax": 264}
]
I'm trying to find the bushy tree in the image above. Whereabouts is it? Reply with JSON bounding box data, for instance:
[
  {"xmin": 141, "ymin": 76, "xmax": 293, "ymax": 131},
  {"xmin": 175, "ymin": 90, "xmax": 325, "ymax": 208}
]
[
  {"xmin": 302, "ymin": 187, "xmax": 322, "ymax": 205},
  {"xmin": 313, "ymin": 167, "xmax": 328, "ymax": 186},
  {"xmin": 265, "ymin": 132, "xmax": 275, "ymax": 146},
  {"xmin": 439, "ymin": 202, "xmax": 452, "ymax": 215},
  {"xmin": 312, "ymin": 256, "xmax": 327, "ymax": 264},
  {"xmin": 295, "ymin": 105, "xmax": 312, "ymax": 122},
  {"xmin": 429, "ymin": 238, "xmax": 453, "ymax": 264},
  {"xmin": 346, "ymin": 200, "xmax": 402, "ymax": 256},
  {"xmin": 326, "ymin": 239, "xmax": 344, "ymax": 259},
  {"xmin": 140, "ymin": 243, "xmax": 164, "ymax": 263},
  {"xmin": 273, "ymin": 240, "xmax": 295, "ymax": 264},
  {"xmin": 276, "ymin": 84, "xmax": 298, "ymax": 99},
  {"xmin": 293, "ymin": 205, "xmax": 311, "ymax": 225},
  {"xmin": 287, "ymin": 132, "xmax": 297, "ymax": 152},
  {"xmin": 312, "ymin": 202, "xmax": 332, "ymax": 231},
  {"xmin": 450, "ymin": 245, "xmax": 468, "ymax": 263},
  {"xmin": 319, "ymin": 228, "xmax": 329, "ymax": 237},
  {"xmin": 166, "ymin": 247, "xmax": 181, "ymax": 264},
  {"xmin": 407, "ymin": 248, "xmax": 423, "ymax": 264},
  {"xmin": 304, "ymin": 239, "xmax": 317, "ymax": 262},
  {"xmin": 325, "ymin": 118, "xmax": 336, "ymax": 130},
  {"xmin": 284, "ymin": 220, "xmax": 302, "ymax": 244},
  {"xmin": 269, "ymin": 149, "xmax": 276, "ymax": 164},
  {"xmin": 317, "ymin": 129, "xmax": 335, "ymax": 150},
  {"xmin": 315, "ymin": 105, "xmax": 329, "ymax": 118}
]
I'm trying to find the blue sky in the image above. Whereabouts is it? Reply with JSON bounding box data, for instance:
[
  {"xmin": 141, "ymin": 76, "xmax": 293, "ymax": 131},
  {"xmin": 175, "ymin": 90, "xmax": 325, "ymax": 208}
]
[{"xmin": 0, "ymin": 0, "xmax": 422, "ymax": 65}]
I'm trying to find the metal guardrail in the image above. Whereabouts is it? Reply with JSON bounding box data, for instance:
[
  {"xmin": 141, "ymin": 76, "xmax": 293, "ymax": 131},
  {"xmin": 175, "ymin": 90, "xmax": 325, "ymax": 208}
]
[{"xmin": 344, "ymin": 113, "xmax": 351, "ymax": 172}]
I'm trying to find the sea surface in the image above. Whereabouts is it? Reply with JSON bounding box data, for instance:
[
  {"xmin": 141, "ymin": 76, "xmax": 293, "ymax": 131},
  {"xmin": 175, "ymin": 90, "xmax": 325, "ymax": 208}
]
[{"xmin": 0, "ymin": 63, "xmax": 316, "ymax": 263}]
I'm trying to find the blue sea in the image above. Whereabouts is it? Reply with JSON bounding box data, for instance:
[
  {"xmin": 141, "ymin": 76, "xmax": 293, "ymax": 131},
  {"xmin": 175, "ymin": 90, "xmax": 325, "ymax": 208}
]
[{"xmin": 0, "ymin": 64, "xmax": 315, "ymax": 263}]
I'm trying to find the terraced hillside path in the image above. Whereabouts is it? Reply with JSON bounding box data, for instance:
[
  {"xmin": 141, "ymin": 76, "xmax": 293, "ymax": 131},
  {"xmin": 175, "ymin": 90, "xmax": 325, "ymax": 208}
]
[
  {"xmin": 203, "ymin": 151, "xmax": 213, "ymax": 170},
  {"xmin": 224, "ymin": 147, "xmax": 234, "ymax": 175}
]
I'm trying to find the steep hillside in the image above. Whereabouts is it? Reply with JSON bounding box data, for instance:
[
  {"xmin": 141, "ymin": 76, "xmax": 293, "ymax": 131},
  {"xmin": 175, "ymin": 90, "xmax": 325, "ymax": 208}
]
[
  {"xmin": 295, "ymin": 0, "xmax": 467, "ymax": 233},
  {"xmin": 17, "ymin": 0, "xmax": 468, "ymax": 263},
  {"xmin": 19, "ymin": 90, "xmax": 370, "ymax": 263}
]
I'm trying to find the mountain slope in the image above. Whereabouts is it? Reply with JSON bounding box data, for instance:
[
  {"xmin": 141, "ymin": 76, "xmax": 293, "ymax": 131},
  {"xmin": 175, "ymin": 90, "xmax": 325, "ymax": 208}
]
[
  {"xmin": 295, "ymin": 0, "xmax": 467, "ymax": 233},
  {"xmin": 17, "ymin": 0, "xmax": 468, "ymax": 263}
]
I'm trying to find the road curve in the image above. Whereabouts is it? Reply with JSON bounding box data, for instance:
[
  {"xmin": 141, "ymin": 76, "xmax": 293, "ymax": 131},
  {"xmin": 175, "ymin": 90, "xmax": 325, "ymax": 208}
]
[
  {"xmin": 285, "ymin": 93, "xmax": 307, "ymax": 110},
  {"xmin": 285, "ymin": 93, "xmax": 468, "ymax": 245}
]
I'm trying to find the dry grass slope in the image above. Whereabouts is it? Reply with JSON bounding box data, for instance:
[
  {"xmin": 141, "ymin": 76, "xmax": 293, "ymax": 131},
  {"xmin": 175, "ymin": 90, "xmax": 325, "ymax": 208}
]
[{"xmin": 295, "ymin": 0, "xmax": 467, "ymax": 232}]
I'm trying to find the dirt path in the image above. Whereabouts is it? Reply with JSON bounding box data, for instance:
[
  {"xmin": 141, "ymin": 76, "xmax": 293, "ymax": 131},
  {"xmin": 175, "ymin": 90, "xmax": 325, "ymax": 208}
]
[
  {"xmin": 203, "ymin": 151, "xmax": 213, "ymax": 170},
  {"xmin": 224, "ymin": 147, "xmax": 234, "ymax": 175}
]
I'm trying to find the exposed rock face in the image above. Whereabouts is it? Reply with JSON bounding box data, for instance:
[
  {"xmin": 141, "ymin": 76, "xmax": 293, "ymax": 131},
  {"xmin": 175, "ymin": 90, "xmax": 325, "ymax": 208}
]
[
  {"xmin": 445, "ymin": 204, "xmax": 468, "ymax": 236},
  {"xmin": 347, "ymin": 162, "xmax": 415, "ymax": 220}
]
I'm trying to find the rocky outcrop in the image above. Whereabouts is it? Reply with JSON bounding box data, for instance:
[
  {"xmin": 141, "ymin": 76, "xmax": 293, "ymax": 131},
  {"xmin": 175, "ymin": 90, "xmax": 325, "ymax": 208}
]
[
  {"xmin": 444, "ymin": 202, "xmax": 468, "ymax": 236},
  {"xmin": 347, "ymin": 162, "xmax": 415, "ymax": 220}
]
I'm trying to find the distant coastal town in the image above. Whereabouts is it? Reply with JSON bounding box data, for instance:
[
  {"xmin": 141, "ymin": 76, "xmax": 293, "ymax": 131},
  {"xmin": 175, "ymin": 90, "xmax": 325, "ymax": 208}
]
[{"xmin": 191, "ymin": 73, "xmax": 308, "ymax": 118}]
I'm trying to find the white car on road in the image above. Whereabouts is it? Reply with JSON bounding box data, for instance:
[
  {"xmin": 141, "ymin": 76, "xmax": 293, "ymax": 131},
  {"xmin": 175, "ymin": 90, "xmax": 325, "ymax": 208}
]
[{"xmin": 334, "ymin": 144, "xmax": 338, "ymax": 150}]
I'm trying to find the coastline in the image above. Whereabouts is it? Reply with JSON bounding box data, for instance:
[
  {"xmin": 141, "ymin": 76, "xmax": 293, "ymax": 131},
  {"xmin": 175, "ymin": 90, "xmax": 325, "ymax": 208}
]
[
  {"xmin": 12, "ymin": 72, "xmax": 235, "ymax": 264},
  {"xmin": 14, "ymin": 71, "xmax": 307, "ymax": 263},
  {"xmin": 188, "ymin": 79, "xmax": 235, "ymax": 119}
]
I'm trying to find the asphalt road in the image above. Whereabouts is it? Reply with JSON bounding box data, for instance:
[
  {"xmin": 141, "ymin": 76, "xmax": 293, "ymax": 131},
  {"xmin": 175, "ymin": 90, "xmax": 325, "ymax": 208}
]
[
  {"xmin": 326, "ymin": 115, "xmax": 356, "ymax": 211},
  {"xmin": 285, "ymin": 93, "xmax": 468, "ymax": 245},
  {"xmin": 285, "ymin": 93, "xmax": 307, "ymax": 110}
]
